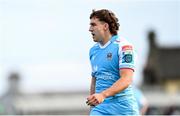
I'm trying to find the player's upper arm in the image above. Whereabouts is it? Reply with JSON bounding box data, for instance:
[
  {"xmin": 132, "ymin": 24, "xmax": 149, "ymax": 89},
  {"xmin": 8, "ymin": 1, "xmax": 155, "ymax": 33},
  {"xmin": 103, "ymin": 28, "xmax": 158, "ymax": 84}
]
[
  {"xmin": 120, "ymin": 69, "xmax": 133, "ymax": 82},
  {"xmin": 118, "ymin": 39, "xmax": 137, "ymax": 72}
]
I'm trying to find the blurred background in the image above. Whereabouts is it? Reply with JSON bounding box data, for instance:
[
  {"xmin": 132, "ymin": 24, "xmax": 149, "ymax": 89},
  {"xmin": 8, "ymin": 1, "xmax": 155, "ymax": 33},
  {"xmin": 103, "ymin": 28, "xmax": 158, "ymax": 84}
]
[{"xmin": 0, "ymin": 0, "xmax": 179, "ymax": 115}]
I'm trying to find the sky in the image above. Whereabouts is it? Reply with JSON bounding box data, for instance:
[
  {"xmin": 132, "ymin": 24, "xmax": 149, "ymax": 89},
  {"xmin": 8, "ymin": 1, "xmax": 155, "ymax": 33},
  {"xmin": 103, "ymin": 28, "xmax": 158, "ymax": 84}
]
[{"xmin": 0, "ymin": 0, "xmax": 179, "ymax": 96}]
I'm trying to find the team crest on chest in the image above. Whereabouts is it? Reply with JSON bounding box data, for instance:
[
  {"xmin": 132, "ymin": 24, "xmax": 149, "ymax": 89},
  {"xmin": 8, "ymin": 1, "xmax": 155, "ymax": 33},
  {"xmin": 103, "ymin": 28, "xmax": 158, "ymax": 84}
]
[{"xmin": 107, "ymin": 52, "xmax": 112, "ymax": 60}]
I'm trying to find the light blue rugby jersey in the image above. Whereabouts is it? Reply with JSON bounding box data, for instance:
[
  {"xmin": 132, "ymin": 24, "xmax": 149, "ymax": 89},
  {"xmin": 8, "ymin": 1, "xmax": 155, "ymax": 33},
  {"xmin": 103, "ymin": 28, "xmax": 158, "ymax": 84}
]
[{"xmin": 89, "ymin": 35, "xmax": 136, "ymax": 100}]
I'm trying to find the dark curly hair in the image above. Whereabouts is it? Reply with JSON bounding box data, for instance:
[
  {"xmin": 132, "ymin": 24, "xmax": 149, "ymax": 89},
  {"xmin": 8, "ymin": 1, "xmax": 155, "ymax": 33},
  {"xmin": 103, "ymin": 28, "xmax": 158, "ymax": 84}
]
[{"xmin": 90, "ymin": 9, "xmax": 120, "ymax": 35}]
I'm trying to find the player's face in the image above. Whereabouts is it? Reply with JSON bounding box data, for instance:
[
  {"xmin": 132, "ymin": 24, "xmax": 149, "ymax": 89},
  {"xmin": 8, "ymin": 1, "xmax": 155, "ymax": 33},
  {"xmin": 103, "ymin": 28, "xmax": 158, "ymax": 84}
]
[{"xmin": 89, "ymin": 17, "xmax": 106, "ymax": 42}]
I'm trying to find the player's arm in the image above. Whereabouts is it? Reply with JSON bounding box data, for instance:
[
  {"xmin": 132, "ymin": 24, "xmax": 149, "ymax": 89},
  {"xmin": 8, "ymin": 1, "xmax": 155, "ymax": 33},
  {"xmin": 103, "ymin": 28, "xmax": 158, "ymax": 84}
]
[
  {"xmin": 87, "ymin": 69, "xmax": 133, "ymax": 106},
  {"xmin": 86, "ymin": 77, "xmax": 96, "ymax": 106},
  {"xmin": 90, "ymin": 77, "xmax": 96, "ymax": 95},
  {"xmin": 101, "ymin": 69, "xmax": 133, "ymax": 97},
  {"xmin": 101, "ymin": 44, "xmax": 136, "ymax": 97}
]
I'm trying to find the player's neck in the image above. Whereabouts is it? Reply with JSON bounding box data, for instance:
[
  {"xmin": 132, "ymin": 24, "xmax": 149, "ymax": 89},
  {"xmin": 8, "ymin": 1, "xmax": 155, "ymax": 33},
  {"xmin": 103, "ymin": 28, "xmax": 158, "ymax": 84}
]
[{"xmin": 100, "ymin": 33, "xmax": 112, "ymax": 46}]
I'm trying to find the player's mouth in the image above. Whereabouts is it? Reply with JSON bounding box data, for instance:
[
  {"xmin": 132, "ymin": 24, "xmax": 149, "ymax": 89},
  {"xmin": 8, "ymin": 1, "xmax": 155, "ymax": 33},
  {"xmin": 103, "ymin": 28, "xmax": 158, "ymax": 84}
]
[{"xmin": 91, "ymin": 33, "xmax": 95, "ymax": 38}]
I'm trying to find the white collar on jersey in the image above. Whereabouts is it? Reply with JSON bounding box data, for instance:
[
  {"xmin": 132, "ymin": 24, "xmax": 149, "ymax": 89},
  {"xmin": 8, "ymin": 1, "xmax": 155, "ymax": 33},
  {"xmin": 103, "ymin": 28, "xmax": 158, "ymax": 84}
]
[
  {"xmin": 98, "ymin": 41, "xmax": 111, "ymax": 49},
  {"xmin": 98, "ymin": 35, "xmax": 118, "ymax": 49}
]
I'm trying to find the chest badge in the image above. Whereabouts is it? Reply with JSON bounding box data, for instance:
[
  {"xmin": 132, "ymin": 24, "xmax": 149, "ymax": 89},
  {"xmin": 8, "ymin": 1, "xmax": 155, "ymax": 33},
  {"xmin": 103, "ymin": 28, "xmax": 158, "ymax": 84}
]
[{"xmin": 107, "ymin": 53, "xmax": 112, "ymax": 60}]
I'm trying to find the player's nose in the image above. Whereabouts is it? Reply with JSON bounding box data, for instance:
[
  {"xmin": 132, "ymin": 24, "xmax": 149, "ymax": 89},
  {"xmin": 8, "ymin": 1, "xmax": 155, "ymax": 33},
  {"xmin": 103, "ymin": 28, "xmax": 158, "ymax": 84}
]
[{"xmin": 89, "ymin": 26, "xmax": 93, "ymax": 32}]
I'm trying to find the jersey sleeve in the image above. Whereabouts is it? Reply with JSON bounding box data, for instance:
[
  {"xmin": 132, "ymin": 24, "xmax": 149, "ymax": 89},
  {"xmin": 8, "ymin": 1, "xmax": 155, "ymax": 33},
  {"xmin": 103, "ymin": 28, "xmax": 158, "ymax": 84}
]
[{"xmin": 118, "ymin": 42, "xmax": 136, "ymax": 71}]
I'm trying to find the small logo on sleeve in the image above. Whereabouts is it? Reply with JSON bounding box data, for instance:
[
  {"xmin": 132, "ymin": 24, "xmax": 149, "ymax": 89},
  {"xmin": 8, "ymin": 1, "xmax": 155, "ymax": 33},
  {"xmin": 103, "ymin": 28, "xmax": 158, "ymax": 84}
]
[
  {"xmin": 123, "ymin": 54, "xmax": 133, "ymax": 63},
  {"xmin": 122, "ymin": 45, "xmax": 133, "ymax": 63}
]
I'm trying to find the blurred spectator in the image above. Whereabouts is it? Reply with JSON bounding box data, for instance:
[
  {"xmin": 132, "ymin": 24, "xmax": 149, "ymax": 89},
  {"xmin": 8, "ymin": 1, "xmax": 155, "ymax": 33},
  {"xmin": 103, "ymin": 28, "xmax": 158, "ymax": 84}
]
[{"xmin": 133, "ymin": 86, "xmax": 149, "ymax": 115}]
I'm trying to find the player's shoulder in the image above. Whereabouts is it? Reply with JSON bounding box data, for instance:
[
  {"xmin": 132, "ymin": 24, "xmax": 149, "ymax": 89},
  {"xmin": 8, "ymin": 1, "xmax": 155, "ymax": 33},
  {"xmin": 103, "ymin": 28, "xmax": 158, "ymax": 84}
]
[
  {"xmin": 89, "ymin": 43, "xmax": 99, "ymax": 54},
  {"xmin": 114, "ymin": 35, "xmax": 134, "ymax": 48},
  {"xmin": 90, "ymin": 43, "xmax": 99, "ymax": 49}
]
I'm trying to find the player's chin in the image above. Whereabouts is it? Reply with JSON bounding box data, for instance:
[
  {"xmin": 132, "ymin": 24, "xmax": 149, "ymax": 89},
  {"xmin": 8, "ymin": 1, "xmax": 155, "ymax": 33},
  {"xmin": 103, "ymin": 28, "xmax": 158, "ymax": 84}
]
[{"xmin": 93, "ymin": 38, "xmax": 98, "ymax": 42}]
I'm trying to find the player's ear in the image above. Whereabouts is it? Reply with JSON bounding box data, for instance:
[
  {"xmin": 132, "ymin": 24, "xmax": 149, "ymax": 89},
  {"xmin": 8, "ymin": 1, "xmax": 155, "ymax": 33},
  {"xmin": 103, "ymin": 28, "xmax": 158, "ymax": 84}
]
[{"xmin": 104, "ymin": 23, "xmax": 109, "ymax": 31}]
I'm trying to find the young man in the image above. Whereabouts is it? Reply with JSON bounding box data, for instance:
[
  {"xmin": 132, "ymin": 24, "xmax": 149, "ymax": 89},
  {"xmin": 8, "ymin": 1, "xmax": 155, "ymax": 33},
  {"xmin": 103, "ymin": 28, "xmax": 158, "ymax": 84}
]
[{"xmin": 86, "ymin": 9, "xmax": 139, "ymax": 115}]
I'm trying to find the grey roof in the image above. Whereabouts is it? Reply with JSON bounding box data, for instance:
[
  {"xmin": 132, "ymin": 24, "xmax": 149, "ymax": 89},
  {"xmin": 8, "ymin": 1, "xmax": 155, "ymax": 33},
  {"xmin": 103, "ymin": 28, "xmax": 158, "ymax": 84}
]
[
  {"xmin": 144, "ymin": 30, "xmax": 180, "ymax": 80},
  {"xmin": 157, "ymin": 47, "xmax": 180, "ymax": 79}
]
